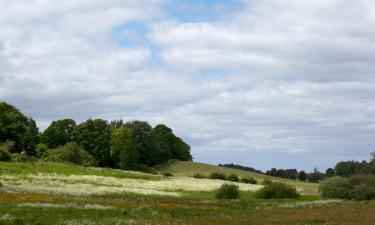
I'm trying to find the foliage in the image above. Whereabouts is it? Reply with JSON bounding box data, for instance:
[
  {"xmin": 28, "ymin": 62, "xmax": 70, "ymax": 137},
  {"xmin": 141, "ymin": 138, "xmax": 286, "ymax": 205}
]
[
  {"xmin": 41, "ymin": 119, "xmax": 76, "ymax": 148},
  {"xmin": 320, "ymin": 175, "xmax": 375, "ymax": 200},
  {"xmin": 218, "ymin": 163, "xmax": 263, "ymax": 174},
  {"xmin": 10, "ymin": 151, "xmax": 37, "ymax": 162},
  {"xmin": 45, "ymin": 142, "xmax": 97, "ymax": 167},
  {"xmin": 123, "ymin": 121, "xmax": 155, "ymax": 166},
  {"xmin": 0, "ymin": 147, "xmax": 11, "ymax": 161},
  {"xmin": 255, "ymin": 182, "xmax": 300, "ymax": 199},
  {"xmin": 215, "ymin": 184, "xmax": 239, "ymax": 199},
  {"xmin": 227, "ymin": 174, "xmax": 239, "ymax": 182},
  {"xmin": 319, "ymin": 176, "xmax": 351, "ymax": 199},
  {"xmin": 307, "ymin": 168, "xmax": 326, "ymax": 183},
  {"xmin": 209, "ymin": 172, "xmax": 227, "ymax": 180},
  {"xmin": 0, "ymin": 102, "xmax": 39, "ymax": 155},
  {"xmin": 266, "ymin": 168, "xmax": 298, "ymax": 180},
  {"xmin": 35, "ymin": 143, "xmax": 48, "ymax": 158},
  {"xmin": 110, "ymin": 127, "xmax": 139, "ymax": 170},
  {"xmin": 162, "ymin": 172, "xmax": 173, "ymax": 177},
  {"xmin": 240, "ymin": 177, "xmax": 257, "ymax": 184},
  {"xmin": 261, "ymin": 179, "xmax": 273, "ymax": 185},
  {"xmin": 151, "ymin": 124, "xmax": 192, "ymax": 165},
  {"xmin": 76, "ymin": 119, "xmax": 112, "ymax": 167},
  {"xmin": 193, "ymin": 173, "xmax": 207, "ymax": 179},
  {"xmin": 297, "ymin": 170, "xmax": 307, "ymax": 181}
]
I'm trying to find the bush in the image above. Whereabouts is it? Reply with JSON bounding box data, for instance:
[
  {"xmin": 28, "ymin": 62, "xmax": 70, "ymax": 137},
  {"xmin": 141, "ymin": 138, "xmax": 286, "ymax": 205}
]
[
  {"xmin": 215, "ymin": 184, "xmax": 239, "ymax": 199},
  {"xmin": 349, "ymin": 183, "xmax": 375, "ymax": 201},
  {"xmin": 0, "ymin": 147, "xmax": 11, "ymax": 161},
  {"xmin": 320, "ymin": 175, "xmax": 375, "ymax": 200},
  {"xmin": 209, "ymin": 172, "xmax": 227, "ymax": 180},
  {"xmin": 45, "ymin": 142, "xmax": 97, "ymax": 167},
  {"xmin": 319, "ymin": 176, "xmax": 351, "ymax": 199},
  {"xmin": 261, "ymin": 179, "xmax": 273, "ymax": 185},
  {"xmin": 10, "ymin": 151, "xmax": 37, "ymax": 162},
  {"xmin": 255, "ymin": 182, "xmax": 300, "ymax": 199},
  {"xmin": 240, "ymin": 177, "xmax": 257, "ymax": 184},
  {"xmin": 227, "ymin": 174, "xmax": 239, "ymax": 182},
  {"xmin": 35, "ymin": 143, "xmax": 49, "ymax": 158},
  {"xmin": 193, "ymin": 173, "xmax": 207, "ymax": 179},
  {"xmin": 162, "ymin": 172, "xmax": 173, "ymax": 177}
]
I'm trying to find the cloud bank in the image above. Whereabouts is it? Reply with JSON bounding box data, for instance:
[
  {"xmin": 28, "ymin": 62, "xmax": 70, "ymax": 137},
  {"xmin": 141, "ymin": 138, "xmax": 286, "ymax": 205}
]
[{"xmin": 1, "ymin": 0, "xmax": 375, "ymax": 171}]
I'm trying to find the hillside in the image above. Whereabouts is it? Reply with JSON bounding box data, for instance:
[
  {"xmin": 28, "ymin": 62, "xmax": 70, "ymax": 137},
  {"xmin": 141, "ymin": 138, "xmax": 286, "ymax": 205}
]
[{"xmin": 156, "ymin": 160, "xmax": 319, "ymax": 195}]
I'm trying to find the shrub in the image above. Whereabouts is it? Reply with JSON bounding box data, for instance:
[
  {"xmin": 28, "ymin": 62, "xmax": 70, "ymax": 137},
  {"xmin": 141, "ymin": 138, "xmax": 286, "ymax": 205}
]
[
  {"xmin": 45, "ymin": 142, "xmax": 97, "ymax": 167},
  {"xmin": 240, "ymin": 177, "xmax": 257, "ymax": 184},
  {"xmin": 349, "ymin": 183, "xmax": 375, "ymax": 201},
  {"xmin": 255, "ymin": 182, "xmax": 300, "ymax": 199},
  {"xmin": 319, "ymin": 176, "xmax": 352, "ymax": 199},
  {"xmin": 137, "ymin": 164, "xmax": 157, "ymax": 174},
  {"xmin": 162, "ymin": 172, "xmax": 173, "ymax": 177},
  {"xmin": 320, "ymin": 175, "xmax": 375, "ymax": 200},
  {"xmin": 35, "ymin": 143, "xmax": 49, "ymax": 158},
  {"xmin": 0, "ymin": 147, "xmax": 11, "ymax": 161},
  {"xmin": 261, "ymin": 179, "xmax": 273, "ymax": 185},
  {"xmin": 11, "ymin": 151, "xmax": 37, "ymax": 162},
  {"xmin": 209, "ymin": 172, "xmax": 227, "ymax": 180},
  {"xmin": 227, "ymin": 174, "xmax": 239, "ymax": 182},
  {"xmin": 215, "ymin": 184, "xmax": 239, "ymax": 199},
  {"xmin": 193, "ymin": 173, "xmax": 207, "ymax": 179}
]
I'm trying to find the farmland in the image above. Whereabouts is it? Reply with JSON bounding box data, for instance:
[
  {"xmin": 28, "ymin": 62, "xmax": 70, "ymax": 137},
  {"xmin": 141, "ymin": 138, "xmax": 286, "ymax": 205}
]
[
  {"xmin": 156, "ymin": 160, "xmax": 319, "ymax": 195},
  {"xmin": 1, "ymin": 161, "xmax": 375, "ymax": 225}
]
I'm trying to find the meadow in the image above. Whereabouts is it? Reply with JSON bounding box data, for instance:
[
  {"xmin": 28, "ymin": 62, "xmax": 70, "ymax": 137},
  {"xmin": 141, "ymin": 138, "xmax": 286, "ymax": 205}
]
[{"xmin": 1, "ymin": 162, "xmax": 375, "ymax": 225}]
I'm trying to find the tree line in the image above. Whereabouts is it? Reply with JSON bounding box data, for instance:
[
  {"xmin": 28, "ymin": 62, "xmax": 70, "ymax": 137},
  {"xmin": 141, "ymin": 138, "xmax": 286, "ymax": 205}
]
[{"xmin": 0, "ymin": 102, "xmax": 192, "ymax": 170}]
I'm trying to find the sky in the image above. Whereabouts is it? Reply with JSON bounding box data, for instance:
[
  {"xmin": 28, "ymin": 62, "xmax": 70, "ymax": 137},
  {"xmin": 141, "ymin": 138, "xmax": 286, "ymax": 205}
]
[{"xmin": 1, "ymin": 0, "xmax": 375, "ymax": 172}]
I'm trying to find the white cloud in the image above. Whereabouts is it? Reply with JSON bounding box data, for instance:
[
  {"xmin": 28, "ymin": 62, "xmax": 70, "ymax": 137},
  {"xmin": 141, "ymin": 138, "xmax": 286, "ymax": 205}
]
[{"xmin": 1, "ymin": 0, "xmax": 375, "ymax": 171}]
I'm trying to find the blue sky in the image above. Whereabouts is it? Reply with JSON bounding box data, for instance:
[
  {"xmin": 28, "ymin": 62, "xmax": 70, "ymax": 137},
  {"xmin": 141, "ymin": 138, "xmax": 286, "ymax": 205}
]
[{"xmin": 1, "ymin": 0, "xmax": 375, "ymax": 172}]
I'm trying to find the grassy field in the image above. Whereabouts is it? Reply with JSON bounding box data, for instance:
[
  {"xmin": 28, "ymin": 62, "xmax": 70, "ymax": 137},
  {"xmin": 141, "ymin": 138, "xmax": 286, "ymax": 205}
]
[
  {"xmin": 156, "ymin": 160, "xmax": 319, "ymax": 195},
  {"xmin": 1, "ymin": 161, "xmax": 375, "ymax": 225}
]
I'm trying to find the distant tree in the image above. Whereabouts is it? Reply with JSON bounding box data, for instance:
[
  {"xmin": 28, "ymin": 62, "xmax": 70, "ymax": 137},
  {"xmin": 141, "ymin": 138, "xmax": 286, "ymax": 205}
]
[
  {"xmin": 150, "ymin": 124, "xmax": 192, "ymax": 164},
  {"xmin": 307, "ymin": 168, "xmax": 326, "ymax": 183},
  {"xmin": 76, "ymin": 119, "xmax": 111, "ymax": 167},
  {"xmin": 297, "ymin": 170, "xmax": 307, "ymax": 181},
  {"xmin": 110, "ymin": 127, "xmax": 138, "ymax": 170},
  {"xmin": 109, "ymin": 119, "xmax": 124, "ymax": 130},
  {"xmin": 0, "ymin": 102, "xmax": 39, "ymax": 154},
  {"xmin": 218, "ymin": 163, "xmax": 263, "ymax": 174},
  {"xmin": 334, "ymin": 161, "xmax": 366, "ymax": 177},
  {"xmin": 325, "ymin": 168, "xmax": 335, "ymax": 177},
  {"xmin": 124, "ymin": 121, "xmax": 155, "ymax": 166},
  {"xmin": 41, "ymin": 119, "xmax": 76, "ymax": 149}
]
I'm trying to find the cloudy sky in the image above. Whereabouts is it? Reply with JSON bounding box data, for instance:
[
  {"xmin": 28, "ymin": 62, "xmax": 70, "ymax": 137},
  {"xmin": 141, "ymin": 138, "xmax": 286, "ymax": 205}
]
[{"xmin": 1, "ymin": 0, "xmax": 375, "ymax": 171}]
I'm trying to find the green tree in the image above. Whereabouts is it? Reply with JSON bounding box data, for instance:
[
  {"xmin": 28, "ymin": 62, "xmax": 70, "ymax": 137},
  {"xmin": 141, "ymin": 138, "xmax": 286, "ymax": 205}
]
[
  {"xmin": 76, "ymin": 119, "xmax": 111, "ymax": 167},
  {"xmin": 297, "ymin": 170, "xmax": 307, "ymax": 181},
  {"xmin": 150, "ymin": 124, "xmax": 192, "ymax": 165},
  {"xmin": 41, "ymin": 119, "xmax": 76, "ymax": 148},
  {"xmin": 0, "ymin": 102, "xmax": 39, "ymax": 154},
  {"xmin": 110, "ymin": 127, "xmax": 138, "ymax": 170},
  {"xmin": 124, "ymin": 120, "xmax": 155, "ymax": 166}
]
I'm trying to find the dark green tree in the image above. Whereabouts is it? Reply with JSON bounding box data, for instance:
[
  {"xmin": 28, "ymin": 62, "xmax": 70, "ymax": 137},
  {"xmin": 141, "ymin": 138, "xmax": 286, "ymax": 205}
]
[
  {"xmin": 41, "ymin": 119, "xmax": 76, "ymax": 148},
  {"xmin": 124, "ymin": 120, "xmax": 155, "ymax": 166},
  {"xmin": 0, "ymin": 102, "xmax": 39, "ymax": 154},
  {"xmin": 110, "ymin": 127, "xmax": 138, "ymax": 170},
  {"xmin": 150, "ymin": 124, "xmax": 192, "ymax": 165},
  {"xmin": 297, "ymin": 170, "xmax": 307, "ymax": 181},
  {"xmin": 76, "ymin": 119, "xmax": 111, "ymax": 167}
]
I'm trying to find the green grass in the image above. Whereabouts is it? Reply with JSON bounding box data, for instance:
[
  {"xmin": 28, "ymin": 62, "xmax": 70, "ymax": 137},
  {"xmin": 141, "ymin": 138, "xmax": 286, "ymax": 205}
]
[
  {"xmin": 156, "ymin": 160, "xmax": 319, "ymax": 194},
  {"xmin": 1, "ymin": 161, "xmax": 374, "ymax": 225},
  {"xmin": 0, "ymin": 161, "xmax": 162, "ymax": 181}
]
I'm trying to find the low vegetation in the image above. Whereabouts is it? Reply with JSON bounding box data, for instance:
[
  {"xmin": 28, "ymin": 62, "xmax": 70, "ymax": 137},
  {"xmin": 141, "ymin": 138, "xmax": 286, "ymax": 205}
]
[
  {"xmin": 255, "ymin": 181, "xmax": 300, "ymax": 199},
  {"xmin": 215, "ymin": 184, "xmax": 239, "ymax": 199},
  {"xmin": 320, "ymin": 175, "xmax": 375, "ymax": 200}
]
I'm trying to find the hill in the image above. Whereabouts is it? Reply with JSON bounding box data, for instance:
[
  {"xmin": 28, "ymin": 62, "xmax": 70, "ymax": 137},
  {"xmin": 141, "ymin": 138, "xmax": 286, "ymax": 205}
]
[{"xmin": 156, "ymin": 160, "xmax": 319, "ymax": 195}]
